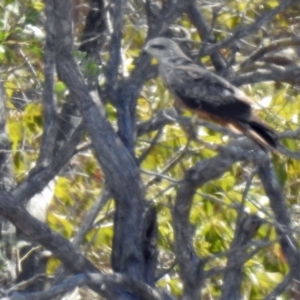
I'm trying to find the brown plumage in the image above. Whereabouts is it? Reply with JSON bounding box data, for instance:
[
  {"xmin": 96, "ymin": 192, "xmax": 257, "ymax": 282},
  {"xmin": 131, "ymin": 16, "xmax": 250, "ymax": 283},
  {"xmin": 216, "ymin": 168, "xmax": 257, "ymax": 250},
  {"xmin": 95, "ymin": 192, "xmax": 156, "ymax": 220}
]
[{"xmin": 143, "ymin": 37, "xmax": 278, "ymax": 150}]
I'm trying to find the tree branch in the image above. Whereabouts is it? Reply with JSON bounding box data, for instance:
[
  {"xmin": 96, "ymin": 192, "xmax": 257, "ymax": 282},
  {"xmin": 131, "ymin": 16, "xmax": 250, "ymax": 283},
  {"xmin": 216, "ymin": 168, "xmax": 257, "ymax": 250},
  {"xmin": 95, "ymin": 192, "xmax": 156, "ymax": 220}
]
[
  {"xmin": 115, "ymin": 0, "xmax": 191, "ymax": 154},
  {"xmin": 264, "ymin": 269, "xmax": 294, "ymax": 300},
  {"xmin": 0, "ymin": 62, "xmax": 14, "ymax": 191},
  {"xmin": 241, "ymin": 37, "xmax": 300, "ymax": 68},
  {"xmin": 258, "ymin": 160, "xmax": 298, "ymax": 264},
  {"xmin": 11, "ymin": 122, "xmax": 85, "ymax": 205},
  {"xmin": 0, "ymin": 192, "xmax": 170, "ymax": 300},
  {"xmin": 0, "ymin": 191, "xmax": 98, "ymax": 274},
  {"xmin": 7, "ymin": 274, "xmax": 86, "ymax": 300},
  {"xmin": 173, "ymin": 138, "xmax": 266, "ymax": 299},
  {"xmin": 37, "ymin": 0, "xmax": 58, "ymax": 167},
  {"xmin": 78, "ymin": 0, "xmax": 107, "ymax": 59},
  {"xmin": 51, "ymin": 0, "xmax": 148, "ymax": 282},
  {"xmin": 258, "ymin": 160, "xmax": 300, "ymax": 294},
  {"xmin": 202, "ymin": 0, "xmax": 298, "ymax": 57},
  {"xmin": 220, "ymin": 214, "xmax": 262, "ymax": 300},
  {"xmin": 105, "ymin": 0, "xmax": 122, "ymax": 102},
  {"xmin": 186, "ymin": 1, "xmax": 227, "ymax": 72},
  {"xmin": 72, "ymin": 187, "xmax": 111, "ymax": 248},
  {"xmin": 5, "ymin": 272, "xmax": 172, "ymax": 300},
  {"xmin": 232, "ymin": 65, "xmax": 300, "ymax": 86}
]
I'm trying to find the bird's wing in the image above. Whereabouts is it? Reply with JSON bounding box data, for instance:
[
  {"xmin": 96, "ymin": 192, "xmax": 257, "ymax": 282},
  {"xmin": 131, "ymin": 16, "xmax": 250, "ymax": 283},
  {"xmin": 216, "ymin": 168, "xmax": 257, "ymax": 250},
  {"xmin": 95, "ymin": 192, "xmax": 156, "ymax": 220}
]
[{"xmin": 162, "ymin": 62, "xmax": 253, "ymax": 121}]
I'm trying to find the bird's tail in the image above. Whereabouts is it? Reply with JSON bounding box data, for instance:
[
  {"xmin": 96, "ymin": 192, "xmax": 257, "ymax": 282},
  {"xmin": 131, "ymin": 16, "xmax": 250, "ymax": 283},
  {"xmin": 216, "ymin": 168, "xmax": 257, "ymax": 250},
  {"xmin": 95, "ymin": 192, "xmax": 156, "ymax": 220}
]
[{"xmin": 241, "ymin": 118, "xmax": 278, "ymax": 150}]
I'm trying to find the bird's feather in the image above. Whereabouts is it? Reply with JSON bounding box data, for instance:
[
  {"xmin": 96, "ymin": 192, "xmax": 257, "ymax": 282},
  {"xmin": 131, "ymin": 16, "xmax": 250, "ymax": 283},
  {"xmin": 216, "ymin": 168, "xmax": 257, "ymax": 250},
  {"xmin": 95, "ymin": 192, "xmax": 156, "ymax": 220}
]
[{"xmin": 161, "ymin": 63, "xmax": 253, "ymax": 120}]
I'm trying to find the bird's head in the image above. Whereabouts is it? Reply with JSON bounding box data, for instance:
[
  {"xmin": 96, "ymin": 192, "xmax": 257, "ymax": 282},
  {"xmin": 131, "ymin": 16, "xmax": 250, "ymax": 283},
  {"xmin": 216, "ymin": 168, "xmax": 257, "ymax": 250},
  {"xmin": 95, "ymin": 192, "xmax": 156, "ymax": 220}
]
[{"xmin": 143, "ymin": 37, "xmax": 188, "ymax": 62}]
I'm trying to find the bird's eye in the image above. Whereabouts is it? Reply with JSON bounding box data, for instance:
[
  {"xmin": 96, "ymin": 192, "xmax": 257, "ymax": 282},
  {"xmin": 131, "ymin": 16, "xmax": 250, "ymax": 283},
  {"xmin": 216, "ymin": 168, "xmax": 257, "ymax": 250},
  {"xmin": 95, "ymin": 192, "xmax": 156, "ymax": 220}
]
[{"xmin": 150, "ymin": 44, "xmax": 165, "ymax": 50}]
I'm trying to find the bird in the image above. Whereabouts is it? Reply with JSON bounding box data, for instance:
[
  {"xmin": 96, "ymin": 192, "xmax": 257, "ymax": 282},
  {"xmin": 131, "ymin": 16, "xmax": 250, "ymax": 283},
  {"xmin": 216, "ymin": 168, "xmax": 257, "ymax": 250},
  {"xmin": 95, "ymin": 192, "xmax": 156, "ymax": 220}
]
[{"xmin": 143, "ymin": 37, "xmax": 278, "ymax": 150}]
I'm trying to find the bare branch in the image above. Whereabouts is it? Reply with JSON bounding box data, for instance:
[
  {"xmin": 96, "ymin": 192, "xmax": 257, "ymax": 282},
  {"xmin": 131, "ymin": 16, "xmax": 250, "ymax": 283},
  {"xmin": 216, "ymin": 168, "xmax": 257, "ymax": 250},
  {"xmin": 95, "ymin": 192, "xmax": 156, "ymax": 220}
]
[
  {"xmin": 280, "ymin": 127, "xmax": 300, "ymax": 139},
  {"xmin": 264, "ymin": 270, "xmax": 294, "ymax": 300},
  {"xmin": 220, "ymin": 214, "xmax": 262, "ymax": 300},
  {"xmin": 241, "ymin": 37, "xmax": 300, "ymax": 68},
  {"xmin": 258, "ymin": 160, "xmax": 298, "ymax": 264},
  {"xmin": 0, "ymin": 192, "xmax": 161, "ymax": 300},
  {"xmin": 232, "ymin": 65, "xmax": 300, "ymax": 86},
  {"xmin": 105, "ymin": 0, "xmax": 122, "ymax": 101},
  {"xmin": 0, "ymin": 191, "xmax": 99, "ymax": 273},
  {"xmin": 87, "ymin": 273, "xmax": 168, "ymax": 300},
  {"xmin": 4, "ymin": 271, "xmax": 174, "ymax": 300},
  {"xmin": 186, "ymin": 1, "xmax": 227, "ymax": 72},
  {"xmin": 72, "ymin": 187, "xmax": 111, "ymax": 248},
  {"xmin": 276, "ymin": 145, "xmax": 300, "ymax": 161},
  {"xmin": 146, "ymin": 0, "xmax": 191, "ymax": 38},
  {"xmin": 205, "ymin": 240, "xmax": 273, "ymax": 279},
  {"xmin": 258, "ymin": 160, "xmax": 300, "ymax": 294},
  {"xmin": 54, "ymin": 97, "xmax": 82, "ymax": 154},
  {"xmin": 202, "ymin": 0, "xmax": 298, "ymax": 57},
  {"xmin": 138, "ymin": 128, "xmax": 163, "ymax": 164},
  {"xmin": 12, "ymin": 122, "xmax": 85, "ymax": 205},
  {"xmin": 173, "ymin": 138, "xmax": 267, "ymax": 299},
  {"xmin": 138, "ymin": 108, "xmax": 237, "ymax": 138},
  {"xmin": 37, "ymin": 0, "xmax": 58, "ymax": 167},
  {"xmin": 137, "ymin": 109, "xmax": 177, "ymax": 136},
  {"xmin": 78, "ymin": 0, "xmax": 107, "ymax": 59},
  {"xmin": 0, "ymin": 74, "xmax": 14, "ymax": 190},
  {"xmin": 50, "ymin": 0, "xmax": 148, "ymax": 283},
  {"xmin": 115, "ymin": 0, "xmax": 190, "ymax": 153},
  {"xmin": 6, "ymin": 274, "xmax": 85, "ymax": 300}
]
